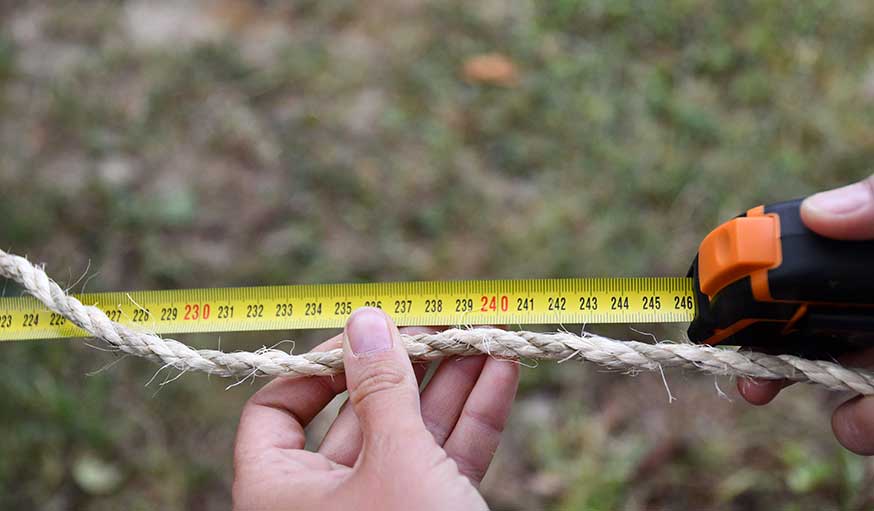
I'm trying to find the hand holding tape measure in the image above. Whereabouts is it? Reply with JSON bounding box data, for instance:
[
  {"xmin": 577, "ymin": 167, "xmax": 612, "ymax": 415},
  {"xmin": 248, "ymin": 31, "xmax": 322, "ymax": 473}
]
[{"xmin": 725, "ymin": 176, "xmax": 874, "ymax": 458}]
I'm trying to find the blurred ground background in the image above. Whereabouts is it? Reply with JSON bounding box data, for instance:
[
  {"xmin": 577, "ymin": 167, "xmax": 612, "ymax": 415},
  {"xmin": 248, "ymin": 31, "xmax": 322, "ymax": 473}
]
[{"xmin": 1, "ymin": 1, "xmax": 874, "ymax": 509}]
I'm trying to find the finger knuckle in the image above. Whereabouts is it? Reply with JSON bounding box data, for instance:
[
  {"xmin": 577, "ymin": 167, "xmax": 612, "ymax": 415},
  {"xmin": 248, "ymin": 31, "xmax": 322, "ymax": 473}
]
[
  {"xmin": 462, "ymin": 407, "xmax": 506, "ymax": 437},
  {"xmin": 351, "ymin": 363, "xmax": 408, "ymax": 407}
]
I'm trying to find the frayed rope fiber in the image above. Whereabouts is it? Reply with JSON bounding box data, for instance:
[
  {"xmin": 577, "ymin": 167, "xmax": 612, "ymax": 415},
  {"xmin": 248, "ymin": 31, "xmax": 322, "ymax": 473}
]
[{"xmin": 2, "ymin": 248, "xmax": 874, "ymax": 394}]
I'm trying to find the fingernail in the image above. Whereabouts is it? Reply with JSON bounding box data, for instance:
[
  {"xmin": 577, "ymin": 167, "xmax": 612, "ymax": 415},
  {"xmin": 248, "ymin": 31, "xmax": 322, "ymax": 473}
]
[
  {"xmin": 804, "ymin": 181, "xmax": 871, "ymax": 215},
  {"xmin": 345, "ymin": 307, "xmax": 393, "ymax": 355}
]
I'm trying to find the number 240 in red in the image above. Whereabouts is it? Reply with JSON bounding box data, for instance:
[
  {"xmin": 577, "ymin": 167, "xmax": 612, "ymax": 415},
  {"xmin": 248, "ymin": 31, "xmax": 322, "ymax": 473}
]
[{"xmin": 480, "ymin": 295, "xmax": 508, "ymax": 312}]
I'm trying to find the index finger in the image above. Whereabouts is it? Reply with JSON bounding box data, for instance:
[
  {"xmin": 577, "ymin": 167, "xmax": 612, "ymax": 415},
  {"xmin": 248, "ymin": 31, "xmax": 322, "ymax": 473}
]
[
  {"xmin": 234, "ymin": 335, "xmax": 346, "ymax": 461},
  {"xmin": 737, "ymin": 377, "xmax": 788, "ymax": 405}
]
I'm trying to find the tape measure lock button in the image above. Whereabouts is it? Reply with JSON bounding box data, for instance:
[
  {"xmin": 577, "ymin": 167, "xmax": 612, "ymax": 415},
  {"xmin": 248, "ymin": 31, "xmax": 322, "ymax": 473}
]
[{"xmin": 697, "ymin": 215, "xmax": 781, "ymax": 299}]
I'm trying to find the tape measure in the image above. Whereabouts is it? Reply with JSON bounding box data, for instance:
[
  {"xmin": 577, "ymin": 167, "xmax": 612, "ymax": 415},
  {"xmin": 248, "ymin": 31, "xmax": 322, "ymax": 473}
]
[{"xmin": 0, "ymin": 277, "xmax": 696, "ymax": 342}]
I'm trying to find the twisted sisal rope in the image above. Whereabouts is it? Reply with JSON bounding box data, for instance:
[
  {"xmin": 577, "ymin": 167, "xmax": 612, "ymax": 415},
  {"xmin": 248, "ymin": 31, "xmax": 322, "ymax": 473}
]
[{"xmin": 2, "ymin": 249, "xmax": 872, "ymax": 393}]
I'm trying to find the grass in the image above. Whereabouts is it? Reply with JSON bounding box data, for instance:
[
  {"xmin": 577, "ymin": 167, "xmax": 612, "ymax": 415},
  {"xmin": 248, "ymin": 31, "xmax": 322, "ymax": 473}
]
[{"xmin": 2, "ymin": 0, "xmax": 874, "ymax": 509}]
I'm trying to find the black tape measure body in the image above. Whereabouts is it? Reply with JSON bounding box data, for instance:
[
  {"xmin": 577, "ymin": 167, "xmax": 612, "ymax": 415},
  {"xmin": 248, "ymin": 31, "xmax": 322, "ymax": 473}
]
[{"xmin": 688, "ymin": 199, "xmax": 874, "ymax": 357}]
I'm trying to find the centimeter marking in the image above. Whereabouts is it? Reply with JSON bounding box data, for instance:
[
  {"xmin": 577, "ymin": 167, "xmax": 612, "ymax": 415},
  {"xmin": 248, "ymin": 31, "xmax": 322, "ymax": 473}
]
[{"xmin": 0, "ymin": 277, "xmax": 696, "ymax": 342}]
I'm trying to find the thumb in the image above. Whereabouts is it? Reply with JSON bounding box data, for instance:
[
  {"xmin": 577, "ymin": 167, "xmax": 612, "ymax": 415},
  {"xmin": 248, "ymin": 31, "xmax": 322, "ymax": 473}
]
[
  {"xmin": 801, "ymin": 175, "xmax": 874, "ymax": 240},
  {"xmin": 342, "ymin": 307, "xmax": 424, "ymax": 444}
]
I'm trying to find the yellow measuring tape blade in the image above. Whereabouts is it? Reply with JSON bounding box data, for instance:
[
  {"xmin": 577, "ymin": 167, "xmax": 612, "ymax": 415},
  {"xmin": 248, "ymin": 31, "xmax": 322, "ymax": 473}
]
[{"xmin": 0, "ymin": 277, "xmax": 696, "ymax": 342}]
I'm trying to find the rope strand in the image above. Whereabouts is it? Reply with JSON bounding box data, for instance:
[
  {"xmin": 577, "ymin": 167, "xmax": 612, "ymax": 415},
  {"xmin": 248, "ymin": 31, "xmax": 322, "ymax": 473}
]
[{"xmin": 2, "ymin": 249, "xmax": 872, "ymax": 393}]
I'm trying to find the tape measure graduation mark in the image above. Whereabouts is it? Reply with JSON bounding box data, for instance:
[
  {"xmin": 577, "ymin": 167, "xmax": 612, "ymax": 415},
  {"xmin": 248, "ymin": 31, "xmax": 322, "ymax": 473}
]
[{"xmin": 0, "ymin": 277, "xmax": 696, "ymax": 342}]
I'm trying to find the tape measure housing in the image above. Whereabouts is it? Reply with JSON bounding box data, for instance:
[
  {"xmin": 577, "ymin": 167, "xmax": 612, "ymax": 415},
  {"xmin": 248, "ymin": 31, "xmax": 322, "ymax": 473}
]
[{"xmin": 0, "ymin": 278, "xmax": 695, "ymax": 341}]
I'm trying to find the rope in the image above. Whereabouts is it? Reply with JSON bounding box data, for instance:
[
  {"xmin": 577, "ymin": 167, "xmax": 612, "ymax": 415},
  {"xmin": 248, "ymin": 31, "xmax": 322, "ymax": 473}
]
[{"xmin": 2, "ymin": 248, "xmax": 873, "ymax": 394}]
